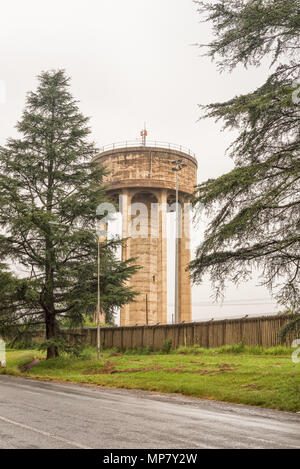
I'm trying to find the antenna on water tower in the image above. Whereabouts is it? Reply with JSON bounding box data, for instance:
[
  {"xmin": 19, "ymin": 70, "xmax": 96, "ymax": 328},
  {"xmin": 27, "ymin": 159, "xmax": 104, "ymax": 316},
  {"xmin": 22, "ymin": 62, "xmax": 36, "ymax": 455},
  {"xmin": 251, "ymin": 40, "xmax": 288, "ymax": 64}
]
[{"xmin": 140, "ymin": 123, "xmax": 148, "ymax": 146}]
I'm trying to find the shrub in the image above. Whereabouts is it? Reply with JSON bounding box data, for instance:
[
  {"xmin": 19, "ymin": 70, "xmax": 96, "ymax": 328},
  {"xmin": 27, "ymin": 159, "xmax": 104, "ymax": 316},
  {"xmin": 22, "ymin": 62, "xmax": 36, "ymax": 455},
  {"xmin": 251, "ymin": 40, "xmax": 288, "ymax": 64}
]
[
  {"xmin": 162, "ymin": 339, "xmax": 172, "ymax": 354},
  {"xmin": 39, "ymin": 337, "xmax": 84, "ymax": 358},
  {"xmin": 8, "ymin": 339, "xmax": 39, "ymax": 350}
]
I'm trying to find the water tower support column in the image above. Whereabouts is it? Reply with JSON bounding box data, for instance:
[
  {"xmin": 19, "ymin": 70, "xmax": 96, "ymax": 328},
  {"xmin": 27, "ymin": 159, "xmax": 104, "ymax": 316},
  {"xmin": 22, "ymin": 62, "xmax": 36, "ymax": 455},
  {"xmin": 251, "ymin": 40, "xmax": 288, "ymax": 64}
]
[
  {"xmin": 178, "ymin": 201, "xmax": 192, "ymax": 322},
  {"xmin": 120, "ymin": 189, "xmax": 131, "ymax": 326},
  {"xmin": 157, "ymin": 189, "xmax": 167, "ymax": 324}
]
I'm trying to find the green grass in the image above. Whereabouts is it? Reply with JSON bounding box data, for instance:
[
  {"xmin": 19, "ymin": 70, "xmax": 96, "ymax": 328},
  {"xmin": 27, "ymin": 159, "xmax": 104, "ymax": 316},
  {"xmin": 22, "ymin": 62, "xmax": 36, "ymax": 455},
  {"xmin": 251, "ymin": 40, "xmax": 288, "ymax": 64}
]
[{"xmin": 1, "ymin": 345, "xmax": 300, "ymax": 412}]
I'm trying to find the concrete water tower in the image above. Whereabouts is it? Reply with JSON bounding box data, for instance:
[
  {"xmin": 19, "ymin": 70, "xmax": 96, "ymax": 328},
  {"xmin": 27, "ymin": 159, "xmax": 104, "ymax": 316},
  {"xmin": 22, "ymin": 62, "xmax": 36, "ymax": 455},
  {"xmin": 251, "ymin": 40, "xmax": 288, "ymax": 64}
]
[{"xmin": 94, "ymin": 132, "xmax": 197, "ymax": 326}]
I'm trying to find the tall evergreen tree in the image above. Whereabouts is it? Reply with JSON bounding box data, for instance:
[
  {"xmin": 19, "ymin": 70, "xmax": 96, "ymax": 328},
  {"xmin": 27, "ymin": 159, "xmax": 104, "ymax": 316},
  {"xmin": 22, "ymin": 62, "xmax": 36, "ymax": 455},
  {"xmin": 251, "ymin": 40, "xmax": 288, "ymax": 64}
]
[
  {"xmin": 191, "ymin": 1, "xmax": 300, "ymax": 309},
  {"xmin": 0, "ymin": 70, "xmax": 138, "ymax": 357}
]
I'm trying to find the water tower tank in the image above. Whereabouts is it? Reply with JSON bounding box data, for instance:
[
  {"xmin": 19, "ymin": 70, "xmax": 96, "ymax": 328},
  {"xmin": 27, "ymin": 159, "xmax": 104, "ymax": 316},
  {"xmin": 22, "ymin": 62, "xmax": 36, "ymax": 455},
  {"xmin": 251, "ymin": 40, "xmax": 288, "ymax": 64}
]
[{"xmin": 93, "ymin": 140, "xmax": 197, "ymax": 326}]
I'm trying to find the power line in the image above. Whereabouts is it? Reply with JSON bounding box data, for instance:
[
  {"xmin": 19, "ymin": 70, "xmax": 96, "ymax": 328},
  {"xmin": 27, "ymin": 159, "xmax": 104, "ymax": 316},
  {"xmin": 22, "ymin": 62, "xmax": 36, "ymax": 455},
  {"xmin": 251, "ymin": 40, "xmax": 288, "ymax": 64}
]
[
  {"xmin": 193, "ymin": 303, "xmax": 276, "ymax": 307},
  {"xmin": 168, "ymin": 302, "xmax": 277, "ymax": 307}
]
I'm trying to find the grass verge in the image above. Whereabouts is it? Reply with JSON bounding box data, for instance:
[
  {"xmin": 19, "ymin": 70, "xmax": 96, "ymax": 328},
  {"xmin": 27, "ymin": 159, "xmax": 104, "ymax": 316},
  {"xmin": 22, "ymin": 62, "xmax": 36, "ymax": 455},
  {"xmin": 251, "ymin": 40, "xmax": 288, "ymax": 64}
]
[{"xmin": 1, "ymin": 345, "xmax": 299, "ymax": 412}]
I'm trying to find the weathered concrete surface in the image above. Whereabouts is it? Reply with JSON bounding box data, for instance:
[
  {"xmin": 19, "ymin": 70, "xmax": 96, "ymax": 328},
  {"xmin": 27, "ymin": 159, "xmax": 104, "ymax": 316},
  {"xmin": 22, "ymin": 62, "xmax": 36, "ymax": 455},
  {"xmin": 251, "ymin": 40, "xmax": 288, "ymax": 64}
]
[
  {"xmin": 94, "ymin": 146, "xmax": 197, "ymax": 326},
  {"xmin": 0, "ymin": 375, "xmax": 299, "ymax": 449}
]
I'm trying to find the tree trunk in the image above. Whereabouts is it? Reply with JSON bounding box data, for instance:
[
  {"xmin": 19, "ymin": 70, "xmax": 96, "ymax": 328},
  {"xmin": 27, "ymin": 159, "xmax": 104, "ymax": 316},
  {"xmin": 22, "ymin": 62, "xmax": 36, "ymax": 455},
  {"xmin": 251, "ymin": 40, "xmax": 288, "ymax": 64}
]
[{"xmin": 46, "ymin": 312, "xmax": 58, "ymax": 359}]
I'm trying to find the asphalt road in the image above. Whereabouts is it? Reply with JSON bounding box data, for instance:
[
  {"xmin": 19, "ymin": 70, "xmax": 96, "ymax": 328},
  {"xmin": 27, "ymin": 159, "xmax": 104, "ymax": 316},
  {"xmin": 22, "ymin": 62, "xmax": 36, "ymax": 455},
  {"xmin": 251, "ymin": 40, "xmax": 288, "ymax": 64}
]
[{"xmin": 0, "ymin": 375, "xmax": 299, "ymax": 449}]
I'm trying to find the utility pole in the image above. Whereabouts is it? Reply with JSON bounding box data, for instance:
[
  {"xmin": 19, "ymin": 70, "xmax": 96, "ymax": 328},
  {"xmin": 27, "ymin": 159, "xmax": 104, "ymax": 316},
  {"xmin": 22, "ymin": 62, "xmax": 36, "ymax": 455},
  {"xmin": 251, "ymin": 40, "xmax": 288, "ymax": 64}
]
[
  {"xmin": 97, "ymin": 236, "xmax": 101, "ymax": 360},
  {"xmin": 146, "ymin": 294, "xmax": 148, "ymax": 325},
  {"xmin": 96, "ymin": 220, "xmax": 108, "ymax": 360},
  {"xmin": 171, "ymin": 159, "xmax": 187, "ymax": 323},
  {"xmin": 175, "ymin": 168, "xmax": 179, "ymax": 324}
]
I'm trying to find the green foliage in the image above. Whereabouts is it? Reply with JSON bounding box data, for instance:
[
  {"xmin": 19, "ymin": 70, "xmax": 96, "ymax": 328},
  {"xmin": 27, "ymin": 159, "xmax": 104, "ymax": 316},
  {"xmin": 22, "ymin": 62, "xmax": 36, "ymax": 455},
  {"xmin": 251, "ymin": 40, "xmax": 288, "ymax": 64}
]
[
  {"xmin": 0, "ymin": 264, "xmax": 31, "ymax": 335},
  {"xmin": 175, "ymin": 343, "xmax": 292, "ymax": 356},
  {"xmin": 278, "ymin": 315, "xmax": 300, "ymax": 342},
  {"xmin": 277, "ymin": 309, "xmax": 297, "ymax": 316},
  {"xmin": 39, "ymin": 336, "xmax": 84, "ymax": 358},
  {"xmin": 3, "ymin": 347, "xmax": 300, "ymax": 412},
  {"xmin": 0, "ymin": 70, "xmax": 139, "ymax": 357},
  {"xmin": 191, "ymin": 1, "xmax": 300, "ymax": 309},
  {"xmin": 161, "ymin": 339, "xmax": 172, "ymax": 354},
  {"xmin": 194, "ymin": 0, "xmax": 300, "ymax": 69},
  {"xmin": 146, "ymin": 344, "xmax": 153, "ymax": 353},
  {"xmin": 7, "ymin": 339, "xmax": 39, "ymax": 350},
  {"xmin": 123, "ymin": 346, "xmax": 154, "ymax": 355}
]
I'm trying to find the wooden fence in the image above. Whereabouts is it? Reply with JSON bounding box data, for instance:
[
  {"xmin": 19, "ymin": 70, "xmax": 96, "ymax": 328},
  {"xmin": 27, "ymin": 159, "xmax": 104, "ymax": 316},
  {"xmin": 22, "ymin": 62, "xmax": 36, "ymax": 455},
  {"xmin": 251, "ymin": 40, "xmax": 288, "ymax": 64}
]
[{"xmin": 38, "ymin": 314, "xmax": 298, "ymax": 350}]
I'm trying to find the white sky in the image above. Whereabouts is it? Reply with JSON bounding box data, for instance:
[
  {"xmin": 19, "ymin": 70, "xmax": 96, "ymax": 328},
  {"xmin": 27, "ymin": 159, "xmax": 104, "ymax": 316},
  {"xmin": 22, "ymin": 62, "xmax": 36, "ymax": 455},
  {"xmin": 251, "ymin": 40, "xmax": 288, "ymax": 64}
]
[{"xmin": 0, "ymin": 0, "xmax": 280, "ymax": 321}]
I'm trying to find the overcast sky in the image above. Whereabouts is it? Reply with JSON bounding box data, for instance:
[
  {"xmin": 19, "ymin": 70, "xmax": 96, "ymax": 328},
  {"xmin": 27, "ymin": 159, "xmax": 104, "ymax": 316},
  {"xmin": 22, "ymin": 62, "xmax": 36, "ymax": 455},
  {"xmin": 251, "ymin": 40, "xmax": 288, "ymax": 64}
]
[{"xmin": 0, "ymin": 0, "xmax": 280, "ymax": 321}]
